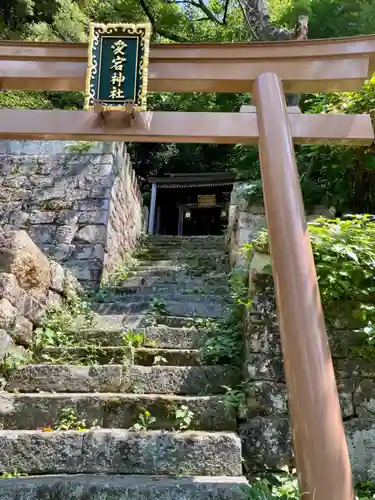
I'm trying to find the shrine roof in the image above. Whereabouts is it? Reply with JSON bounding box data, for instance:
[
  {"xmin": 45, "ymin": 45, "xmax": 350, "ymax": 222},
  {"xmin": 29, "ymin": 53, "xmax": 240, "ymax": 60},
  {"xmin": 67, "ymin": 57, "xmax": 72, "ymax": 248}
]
[{"xmin": 147, "ymin": 172, "xmax": 235, "ymax": 188}]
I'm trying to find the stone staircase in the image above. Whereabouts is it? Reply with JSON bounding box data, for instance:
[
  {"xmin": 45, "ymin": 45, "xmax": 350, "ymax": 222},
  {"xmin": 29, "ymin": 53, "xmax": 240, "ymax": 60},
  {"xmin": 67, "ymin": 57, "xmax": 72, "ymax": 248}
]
[{"xmin": 0, "ymin": 236, "xmax": 249, "ymax": 499}]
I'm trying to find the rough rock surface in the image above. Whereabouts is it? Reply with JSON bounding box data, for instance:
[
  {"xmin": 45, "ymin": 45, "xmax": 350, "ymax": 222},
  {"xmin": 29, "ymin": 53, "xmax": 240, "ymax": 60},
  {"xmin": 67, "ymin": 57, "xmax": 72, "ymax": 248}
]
[
  {"xmin": 0, "ymin": 475, "xmax": 249, "ymax": 500},
  {"xmin": 0, "ymin": 430, "xmax": 242, "ymax": 476},
  {"xmin": 0, "ymin": 231, "xmax": 81, "ymax": 352}
]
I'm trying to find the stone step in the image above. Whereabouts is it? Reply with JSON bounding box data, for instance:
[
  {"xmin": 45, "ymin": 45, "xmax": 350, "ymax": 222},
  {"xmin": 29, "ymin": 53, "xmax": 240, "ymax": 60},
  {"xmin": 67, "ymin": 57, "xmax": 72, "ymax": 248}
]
[
  {"xmin": 115, "ymin": 276, "xmax": 228, "ymax": 290},
  {"xmin": 5, "ymin": 365, "xmax": 239, "ymax": 394},
  {"xmin": 145, "ymin": 325, "xmax": 205, "ymax": 348},
  {"xmin": 148, "ymin": 235, "xmax": 226, "ymax": 247},
  {"xmin": 0, "ymin": 430, "xmax": 242, "ymax": 476},
  {"xmin": 140, "ymin": 248, "xmax": 227, "ymax": 260},
  {"xmin": 36, "ymin": 346, "xmax": 201, "ymax": 366},
  {"xmin": 127, "ymin": 269, "xmax": 181, "ymax": 279},
  {"xmin": 0, "ymin": 475, "xmax": 249, "ymax": 499},
  {"xmin": 91, "ymin": 301, "xmax": 227, "ymax": 318},
  {"xmin": 129, "ymin": 365, "xmax": 240, "ymax": 395},
  {"xmin": 92, "ymin": 292, "xmax": 229, "ymax": 305},
  {"xmin": 111, "ymin": 281, "xmax": 229, "ymax": 295},
  {"xmin": 79, "ymin": 319, "xmax": 204, "ymax": 348},
  {"xmin": 150, "ymin": 315, "xmax": 212, "ymax": 329},
  {"xmin": 0, "ymin": 393, "xmax": 236, "ymax": 431},
  {"xmin": 138, "ymin": 258, "xmax": 228, "ymax": 270},
  {"xmin": 127, "ymin": 269, "xmax": 228, "ymax": 280}
]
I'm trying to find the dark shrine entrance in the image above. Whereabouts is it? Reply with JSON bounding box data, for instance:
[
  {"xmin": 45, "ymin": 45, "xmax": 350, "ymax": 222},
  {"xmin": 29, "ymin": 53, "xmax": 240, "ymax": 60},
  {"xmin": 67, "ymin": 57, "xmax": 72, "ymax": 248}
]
[
  {"xmin": 183, "ymin": 206, "xmax": 222, "ymax": 236},
  {"xmin": 147, "ymin": 173, "xmax": 235, "ymax": 236}
]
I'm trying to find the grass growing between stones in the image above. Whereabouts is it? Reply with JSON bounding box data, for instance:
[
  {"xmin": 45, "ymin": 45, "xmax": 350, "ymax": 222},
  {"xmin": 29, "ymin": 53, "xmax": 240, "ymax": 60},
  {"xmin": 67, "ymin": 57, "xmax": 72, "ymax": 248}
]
[
  {"xmin": 196, "ymin": 263, "xmax": 252, "ymax": 422},
  {"xmin": 39, "ymin": 408, "xmax": 100, "ymax": 433},
  {"xmin": 0, "ymin": 288, "xmax": 105, "ymax": 377},
  {"xmin": 200, "ymin": 265, "xmax": 250, "ymax": 366}
]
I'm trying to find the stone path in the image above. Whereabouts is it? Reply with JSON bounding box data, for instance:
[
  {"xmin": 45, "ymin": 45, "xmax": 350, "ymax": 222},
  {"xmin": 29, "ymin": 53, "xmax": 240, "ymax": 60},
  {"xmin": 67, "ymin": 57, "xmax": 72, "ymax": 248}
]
[{"xmin": 0, "ymin": 235, "xmax": 249, "ymax": 499}]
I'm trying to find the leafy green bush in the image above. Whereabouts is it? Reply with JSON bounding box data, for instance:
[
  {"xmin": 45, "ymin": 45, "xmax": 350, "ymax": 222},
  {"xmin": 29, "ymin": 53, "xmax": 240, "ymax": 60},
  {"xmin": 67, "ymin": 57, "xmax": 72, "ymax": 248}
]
[
  {"xmin": 246, "ymin": 472, "xmax": 375, "ymax": 499},
  {"xmin": 254, "ymin": 215, "xmax": 375, "ymax": 348}
]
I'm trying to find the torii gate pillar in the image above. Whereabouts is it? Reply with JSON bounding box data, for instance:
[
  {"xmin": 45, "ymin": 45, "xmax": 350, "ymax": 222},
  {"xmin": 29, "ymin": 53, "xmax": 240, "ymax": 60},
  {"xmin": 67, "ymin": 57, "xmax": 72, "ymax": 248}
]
[{"xmin": 253, "ymin": 73, "xmax": 354, "ymax": 500}]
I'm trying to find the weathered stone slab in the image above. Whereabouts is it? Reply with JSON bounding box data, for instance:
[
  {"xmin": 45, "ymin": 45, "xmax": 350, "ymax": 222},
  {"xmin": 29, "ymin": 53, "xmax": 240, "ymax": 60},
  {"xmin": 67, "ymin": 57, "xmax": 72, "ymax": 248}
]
[
  {"xmin": 245, "ymin": 322, "xmax": 281, "ymax": 356},
  {"xmin": 10, "ymin": 315, "xmax": 33, "ymax": 346},
  {"xmin": 37, "ymin": 345, "xmax": 200, "ymax": 366},
  {"xmin": 0, "ymin": 273, "xmax": 23, "ymax": 306},
  {"xmin": 245, "ymin": 379, "xmax": 354, "ymax": 419},
  {"xmin": 0, "ymin": 329, "xmax": 12, "ymax": 362},
  {"xmin": 240, "ymin": 416, "xmax": 375, "ymax": 480},
  {"xmin": 145, "ymin": 325, "xmax": 205, "ymax": 348},
  {"xmin": 5, "ymin": 365, "xmax": 128, "ymax": 393},
  {"xmin": 0, "ymin": 230, "xmax": 50, "ymax": 297},
  {"xmin": 134, "ymin": 347, "xmax": 200, "ymax": 366},
  {"xmin": 129, "ymin": 366, "xmax": 240, "ymax": 395},
  {"xmin": 49, "ymin": 261, "xmax": 65, "ymax": 294},
  {"xmin": 0, "ymin": 475, "xmax": 250, "ymax": 500},
  {"xmin": 79, "ymin": 319, "xmax": 204, "ymax": 349},
  {"xmin": 0, "ymin": 430, "xmax": 242, "ymax": 476},
  {"xmin": 75, "ymin": 225, "xmax": 107, "ymax": 244},
  {"xmin": 240, "ymin": 417, "xmax": 293, "ymax": 469},
  {"xmin": 245, "ymin": 354, "xmax": 284, "ymax": 381},
  {"xmin": 0, "ymin": 297, "xmax": 17, "ymax": 329},
  {"xmin": 92, "ymin": 300, "xmax": 227, "ymax": 319},
  {"xmin": 246, "ymin": 381, "xmax": 288, "ymax": 416},
  {"xmin": 0, "ymin": 393, "xmax": 236, "ymax": 432},
  {"xmin": 354, "ymin": 378, "xmax": 375, "ymax": 417},
  {"xmin": 346, "ymin": 419, "xmax": 375, "ymax": 481}
]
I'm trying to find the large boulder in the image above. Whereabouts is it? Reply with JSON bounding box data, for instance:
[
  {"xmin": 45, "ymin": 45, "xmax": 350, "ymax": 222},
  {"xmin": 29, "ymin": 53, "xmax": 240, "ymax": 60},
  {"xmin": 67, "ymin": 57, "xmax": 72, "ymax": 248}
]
[{"xmin": 0, "ymin": 231, "xmax": 50, "ymax": 299}]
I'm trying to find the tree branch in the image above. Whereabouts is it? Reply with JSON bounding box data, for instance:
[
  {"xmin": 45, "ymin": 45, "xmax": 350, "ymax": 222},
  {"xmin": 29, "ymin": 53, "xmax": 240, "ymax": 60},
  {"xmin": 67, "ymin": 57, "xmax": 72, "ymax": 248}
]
[
  {"xmin": 195, "ymin": 0, "xmax": 228, "ymax": 25},
  {"xmin": 138, "ymin": 0, "xmax": 190, "ymax": 42},
  {"xmin": 238, "ymin": 0, "xmax": 293, "ymax": 40},
  {"xmin": 223, "ymin": 0, "xmax": 231, "ymax": 24}
]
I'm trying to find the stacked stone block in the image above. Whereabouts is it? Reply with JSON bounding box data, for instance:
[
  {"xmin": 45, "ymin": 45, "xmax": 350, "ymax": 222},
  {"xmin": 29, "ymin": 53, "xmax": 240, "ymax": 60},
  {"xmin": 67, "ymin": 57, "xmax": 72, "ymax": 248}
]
[{"xmin": 0, "ymin": 140, "xmax": 143, "ymax": 287}]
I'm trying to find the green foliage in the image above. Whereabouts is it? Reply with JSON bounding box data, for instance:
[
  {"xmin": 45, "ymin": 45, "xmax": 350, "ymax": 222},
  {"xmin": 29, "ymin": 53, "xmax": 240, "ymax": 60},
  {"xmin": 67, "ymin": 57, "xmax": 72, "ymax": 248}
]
[
  {"xmin": 153, "ymin": 355, "xmax": 168, "ymax": 365},
  {"xmin": 54, "ymin": 408, "xmax": 99, "ymax": 431},
  {"xmin": 174, "ymin": 405, "xmax": 194, "ymax": 430},
  {"xmin": 246, "ymin": 473, "xmax": 375, "ymax": 500},
  {"xmin": 247, "ymin": 471, "xmax": 299, "ymax": 499},
  {"xmin": 0, "ymin": 348, "xmax": 33, "ymax": 378},
  {"xmin": 149, "ymin": 298, "xmax": 168, "ymax": 316},
  {"xmin": 201, "ymin": 266, "xmax": 250, "ymax": 365},
  {"xmin": 122, "ymin": 330, "xmax": 145, "ymax": 349},
  {"xmin": 254, "ymin": 215, "xmax": 375, "ymax": 349},
  {"xmin": 222, "ymin": 385, "xmax": 248, "ymax": 418},
  {"xmin": 309, "ymin": 215, "xmax": 375, "ymax": 304},
  {"xmin": 0, "ymin": 470, "xmax": 26, "ymax": 479},
  {"xmin": 64, "ymin": 141, "xmax": 94, "ymax": 154},
  {"xmin": 297, "ymin": 75, "xmax": 375, "ymax": 214},
  {"xmin": 356, "ymin": 481, "xmax": 375, "ymax": 499},
  {"xmin": 34, "ymin": 294, "xmax": 94, "ymax": 349},
  {"xmin": 132, "ymin": 409, "xmax": 156, "ymax": 431}
]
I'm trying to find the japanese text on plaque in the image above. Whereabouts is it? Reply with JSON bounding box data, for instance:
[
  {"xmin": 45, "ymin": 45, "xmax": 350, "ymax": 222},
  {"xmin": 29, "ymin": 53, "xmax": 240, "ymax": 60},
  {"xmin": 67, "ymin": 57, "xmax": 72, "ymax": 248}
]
[{"xmin": 110, "ymin": 40, "xmax": 127, "ymax": 100}]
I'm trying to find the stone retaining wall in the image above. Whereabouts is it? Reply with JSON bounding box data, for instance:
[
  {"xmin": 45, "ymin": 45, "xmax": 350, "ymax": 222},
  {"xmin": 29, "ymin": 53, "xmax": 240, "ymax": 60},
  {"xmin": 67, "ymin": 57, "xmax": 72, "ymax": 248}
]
[
  {"xmin": 227, "ymin": 183, "xmax": 265, "ymax": 268},
  {"xmin": 0, "ymin": 141, "xmax": 143, "ymax": 287},
  {"xmin": 240, "ymin": 246, "xmax": 375, "ymax": 481},
  {"xmin": 227, "ymin": 184, "xmax": 375, "ymax": 479}
]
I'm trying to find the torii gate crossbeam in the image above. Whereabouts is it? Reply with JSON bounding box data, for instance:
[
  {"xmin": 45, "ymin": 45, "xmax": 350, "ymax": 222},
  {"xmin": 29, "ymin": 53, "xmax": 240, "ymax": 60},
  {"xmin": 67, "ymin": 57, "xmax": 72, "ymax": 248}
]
[{"xmin": 1, "ymin": 32, "xmax": 375, "ymax": 500}]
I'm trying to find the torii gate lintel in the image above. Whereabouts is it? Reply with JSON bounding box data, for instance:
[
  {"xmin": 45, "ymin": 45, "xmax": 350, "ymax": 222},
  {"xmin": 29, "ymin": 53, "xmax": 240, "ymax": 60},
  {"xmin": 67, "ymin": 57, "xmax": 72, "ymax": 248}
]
[{"xmin": 0, "ymin": 32, "xmax": 375, "ymax": 500}]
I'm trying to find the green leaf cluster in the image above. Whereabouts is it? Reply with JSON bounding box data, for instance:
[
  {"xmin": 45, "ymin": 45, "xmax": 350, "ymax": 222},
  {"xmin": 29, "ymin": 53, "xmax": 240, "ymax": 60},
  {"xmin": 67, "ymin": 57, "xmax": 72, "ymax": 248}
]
[{"xmin": 254, "ymin": 215, "xmax": 375, "ymax": 348}]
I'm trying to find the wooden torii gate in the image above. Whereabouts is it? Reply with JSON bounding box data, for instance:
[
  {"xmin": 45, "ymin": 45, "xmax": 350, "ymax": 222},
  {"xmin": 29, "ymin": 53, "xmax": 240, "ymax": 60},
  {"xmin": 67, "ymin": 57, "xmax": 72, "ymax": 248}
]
[{"xmin": 1, "ymin": 31, "xmax": 375, "ymax": 500}]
